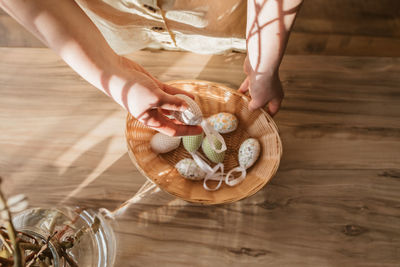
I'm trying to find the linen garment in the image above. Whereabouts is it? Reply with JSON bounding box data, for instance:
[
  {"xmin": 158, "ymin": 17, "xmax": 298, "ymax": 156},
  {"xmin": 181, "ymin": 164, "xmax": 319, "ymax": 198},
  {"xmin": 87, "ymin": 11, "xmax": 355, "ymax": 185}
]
[{"xmin": 74, "ymin": 0, "xmax": 247, "ymax": 54}]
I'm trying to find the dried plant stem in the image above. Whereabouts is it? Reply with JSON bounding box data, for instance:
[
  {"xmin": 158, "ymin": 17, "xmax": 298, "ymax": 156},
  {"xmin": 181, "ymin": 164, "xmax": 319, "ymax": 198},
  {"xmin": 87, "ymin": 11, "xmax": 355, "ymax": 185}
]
[
  {"xmin": 26, "ymin": 231, "xmax": 57, "ymax": 267},
  {"xmin": 26, "ymin": 242, "xmax": 48, "ymax": 267},
  {"xmin": 0, "ymin": 256, "xmax": 14, "ymax": 265},
  {"xmin": 19, "ymin": 242, "xmax": 41, "ymax": 251},
  {"xmin": 1, "ymin": 201, "xmax": 96, "ymax": 267},
  {"xmin": 25, "ymin": 251, "xmax": 36, "ymax": 263},
  {"xmin": 56, "ymin": 207, "xmax": 84, "ymax": 240},
  {"xmin": 0, "ymin": 232, "xmax": 13, "ymax": 254},
  {"xmin": 0, "ymin": 182, "xmax": 22, "ymax": 267},
  {"xmin": 60, "ymin": 249, "xmax": 78, "ymax": 267},
  {"xmin": 16, "ymin": 231, "xmax": 39, "ymax": 245}
]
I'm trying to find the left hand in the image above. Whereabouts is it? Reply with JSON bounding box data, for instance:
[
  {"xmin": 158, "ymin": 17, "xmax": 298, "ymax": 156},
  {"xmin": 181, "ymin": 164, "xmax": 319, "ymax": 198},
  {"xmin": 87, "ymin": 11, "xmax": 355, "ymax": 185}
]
[
  {"xmin": 115, "ymin": 56, "xmax": 203, "ymax": 136},
  {"xmin": 238, "ymin": 56, "xmax": 284, "ymax": 117}
]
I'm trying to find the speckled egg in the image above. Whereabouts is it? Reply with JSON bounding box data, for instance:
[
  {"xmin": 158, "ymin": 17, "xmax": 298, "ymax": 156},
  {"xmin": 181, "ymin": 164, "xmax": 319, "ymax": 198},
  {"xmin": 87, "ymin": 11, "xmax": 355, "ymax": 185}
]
[
  {"xmin": 183, "ymin": 133, "xmax": 204, "ymax": 153},
  {"xmin": 238, "ymin": 138, "xmax": 261, "ymax": 169},
  {"xmin": 202, "ymin": 136, "xmax": 225, "ymax": 163},
  {"xmin": 207, "ymin": 112, "xmax": 238, "ymax": 134},
  {"xmin": 175, "ymin": 158, "xmax": 206, "ymax": 180},
  {"xmin": 150, "ymin": 133, "xmax": 181, "ymax": 154},
  {"xmin": 172, "ymin": 94, "xmax": 203, "ymax": 125}
]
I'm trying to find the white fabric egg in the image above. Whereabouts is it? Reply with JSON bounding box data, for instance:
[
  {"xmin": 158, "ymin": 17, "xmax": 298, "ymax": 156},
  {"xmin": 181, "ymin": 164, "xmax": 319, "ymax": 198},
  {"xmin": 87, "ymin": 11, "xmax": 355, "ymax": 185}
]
[
  {"xmin": 175, "ymin": 158, "xmax": 206, "ymax": 180},
  {"xmin": 238, "ymin": 138, "xmax": 261, "ymax": 169},
  {"xmin": 207, "ymin": 112, "xmax": 238, "ymax": 133},
  {"xmin": 150, "ymin": 133, "xmax": 181, "ymax": 154},
  {"xmin": 172, "ymin": 94, "xmax": 203, "ymax": 125}
]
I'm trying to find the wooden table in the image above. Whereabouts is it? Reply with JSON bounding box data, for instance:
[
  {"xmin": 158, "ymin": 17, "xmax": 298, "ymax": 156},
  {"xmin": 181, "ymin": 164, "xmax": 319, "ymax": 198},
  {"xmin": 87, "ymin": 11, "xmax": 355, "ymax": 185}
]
[{"xmin": 1, "ymin": 48, "xmax": 399, "ymax": 266}]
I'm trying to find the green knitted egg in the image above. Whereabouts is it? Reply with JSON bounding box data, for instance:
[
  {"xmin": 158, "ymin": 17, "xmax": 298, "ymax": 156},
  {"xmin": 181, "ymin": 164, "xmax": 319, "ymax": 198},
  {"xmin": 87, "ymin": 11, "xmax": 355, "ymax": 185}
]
[
  {"xmin": 183, "ymin": 134, "xmax": 204, "ymax": 153},
  {"xmin": 201, "ymin": 136, "xmax": 225, "ymax": 163}
]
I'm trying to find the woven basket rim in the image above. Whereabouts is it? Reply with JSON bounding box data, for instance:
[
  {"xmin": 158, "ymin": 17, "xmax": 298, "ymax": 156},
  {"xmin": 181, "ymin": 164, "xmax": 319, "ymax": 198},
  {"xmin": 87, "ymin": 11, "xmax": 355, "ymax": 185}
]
[
  {"xmin": 125, "ymin": 79, "xmax": 283, "ymax": 205},
  {"xmin": 166, "ymin": 79, "xmax": 281, "ymax": 136}
]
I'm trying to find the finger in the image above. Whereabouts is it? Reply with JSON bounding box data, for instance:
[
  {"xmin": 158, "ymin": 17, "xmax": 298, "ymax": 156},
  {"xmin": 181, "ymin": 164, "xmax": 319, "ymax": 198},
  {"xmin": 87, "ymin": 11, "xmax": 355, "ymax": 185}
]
[
  {"xmin": 158, "ymin": 93, "xmax": 189, "ymax": 112},
  {"xmin": 159, "ymin": 108, "xmax": 173, "ymax": 116},
  {"xmin": 238, "ymin": 77, "xmax": 249, "ymax": 93},
  {"xmin": 249, "ymin": 96, "xmax": 282, "ymax": 116},
  {"xmin": 266, "ymin": 97, "xmax": 282, "ymax": 117},
  {"xmin": 162, "ymin": 84, "xmax": 195, "ymax": 99},
  {"xmin": 140, "ymin": 109, "xmax": 203, "ymax": 136}
]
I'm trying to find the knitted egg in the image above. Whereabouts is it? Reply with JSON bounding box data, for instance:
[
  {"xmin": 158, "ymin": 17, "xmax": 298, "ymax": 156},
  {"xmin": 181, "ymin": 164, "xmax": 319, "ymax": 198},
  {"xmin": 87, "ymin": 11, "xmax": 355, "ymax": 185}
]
[
  {"xmin": 150, "ymin": 133, "xmax": 181, "ymax": 154},
  {"xmin": 207, "ymin": 112, "xmax": 238, "ymax": 134},
  {"xmin": 172, "ymin": 94, "xmax": 203, "ymax": 125},
  {"xmin": 202, "ymin": 136, "xmax": 225, "ymax": 163},
  {"xmin": 175, "ymin": 158, "xmax": 206, "ymax": 180},
  {"xmin": 183, "ymin": 134, "xmax": 204, "ymax": 153},
  {"xmin": 238, "ymin": 138, "xmax": 261, "ymax": 169}
]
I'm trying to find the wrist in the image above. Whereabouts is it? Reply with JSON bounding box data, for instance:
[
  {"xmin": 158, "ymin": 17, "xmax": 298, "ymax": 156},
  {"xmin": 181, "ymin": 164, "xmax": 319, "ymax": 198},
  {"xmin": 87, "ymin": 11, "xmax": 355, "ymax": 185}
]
[{"xmin": 251, "ymin": 67, "xmax": 279, "ymax": 83}]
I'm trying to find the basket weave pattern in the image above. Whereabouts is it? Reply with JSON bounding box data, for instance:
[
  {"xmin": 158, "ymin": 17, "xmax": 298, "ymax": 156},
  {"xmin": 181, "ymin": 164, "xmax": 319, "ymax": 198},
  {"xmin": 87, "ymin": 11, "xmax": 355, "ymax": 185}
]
[{"xmin": 126, "ymin": 80, "xmax": 282, "ymax": 204}]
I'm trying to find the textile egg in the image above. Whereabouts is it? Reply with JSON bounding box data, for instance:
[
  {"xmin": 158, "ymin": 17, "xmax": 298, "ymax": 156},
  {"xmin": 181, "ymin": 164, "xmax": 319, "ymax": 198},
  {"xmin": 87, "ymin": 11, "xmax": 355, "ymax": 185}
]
[
  {"xmin": 238, "ymin": 138, "xmax": 261, "ymax": 169},
  {"xmin": 202, "ymin": 136, "xmax": 225, "ymax": 163},
  {"xmin": 150, "ymin": 133, "xmax": 181, "ymax": 154},
  {"xmin": 207, "ymin": 112, "xmax": 238, "ymax": 134},
  {"xmin": 183, "ymin": 133, "xmax": 204, "ymax": 153},
  {"xmin": 173, "ymin": 94, "xmax": 203, "ymax": 125},
  {"xmin": 175, "ymin": 158, "xmax": 206, "ymax": 180}
]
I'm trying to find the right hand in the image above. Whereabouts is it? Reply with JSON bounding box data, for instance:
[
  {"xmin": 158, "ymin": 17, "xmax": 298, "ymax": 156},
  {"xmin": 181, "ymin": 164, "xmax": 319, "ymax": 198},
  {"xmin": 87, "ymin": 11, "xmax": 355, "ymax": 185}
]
[
  {"xmin": 238, "ymin": 55, "xmax": 284, "ymax": 116},
  {"xmin": 112, "ymin": 57, "xmax": 203, "ymax": 137}
]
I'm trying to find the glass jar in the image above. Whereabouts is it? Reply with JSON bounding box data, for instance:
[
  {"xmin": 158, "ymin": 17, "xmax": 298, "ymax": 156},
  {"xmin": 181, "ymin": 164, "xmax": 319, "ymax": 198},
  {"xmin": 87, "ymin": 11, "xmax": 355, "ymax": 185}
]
[{"xmin": 11, "ymin": 207, "xmax": 116, "ymax": 267}]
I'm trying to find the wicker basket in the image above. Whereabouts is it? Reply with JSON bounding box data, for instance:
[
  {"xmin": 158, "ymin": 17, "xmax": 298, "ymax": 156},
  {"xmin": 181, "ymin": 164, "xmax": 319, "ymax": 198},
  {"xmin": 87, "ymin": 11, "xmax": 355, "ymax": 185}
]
[{"xmin": 126, "ymin": 80, "xmax": 282, "ymax": 204}]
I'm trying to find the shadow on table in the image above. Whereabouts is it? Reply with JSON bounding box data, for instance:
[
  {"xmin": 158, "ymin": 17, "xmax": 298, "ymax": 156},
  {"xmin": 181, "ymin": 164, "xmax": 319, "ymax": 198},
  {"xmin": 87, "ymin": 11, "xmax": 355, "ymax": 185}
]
[{"xmin": 196, "ymin": 53, "xmax": 246, "ymax": 88}]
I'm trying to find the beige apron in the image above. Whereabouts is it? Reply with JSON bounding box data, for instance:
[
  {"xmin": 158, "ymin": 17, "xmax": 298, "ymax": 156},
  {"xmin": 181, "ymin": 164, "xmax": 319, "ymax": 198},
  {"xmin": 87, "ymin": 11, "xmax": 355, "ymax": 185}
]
[{"xmin": 74, "ymin": 0, "xmax": 247, "ymax": 55}]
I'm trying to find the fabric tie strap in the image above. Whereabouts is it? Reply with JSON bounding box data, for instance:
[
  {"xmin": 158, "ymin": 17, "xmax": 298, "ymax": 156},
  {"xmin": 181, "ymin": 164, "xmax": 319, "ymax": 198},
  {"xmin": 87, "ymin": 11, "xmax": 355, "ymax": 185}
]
[
  {"xmin": 225, "ymin": 166, "xmax": 246, "ymax": 187},
  {"xmin": 200, "ymin": 120, "xmax": 227, "ymax": 153},
  {"xmin": 203, "ymin": 163, "xmax": 224, "ymax": 191},
  {"xmin": 190, "ymin": 152, "xmax": 224, "ymax": 191}
]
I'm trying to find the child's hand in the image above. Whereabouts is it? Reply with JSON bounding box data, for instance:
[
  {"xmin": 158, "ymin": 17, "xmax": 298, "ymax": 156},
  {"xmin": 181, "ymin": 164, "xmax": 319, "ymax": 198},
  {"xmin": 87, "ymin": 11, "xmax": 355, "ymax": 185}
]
[
  {"xmin": 113, "ymin": 57, "xmax": 203, "ymax": 136},
  {"xmin": 238, "ymin": 56, "xmax": 284, "ymax": 116}
]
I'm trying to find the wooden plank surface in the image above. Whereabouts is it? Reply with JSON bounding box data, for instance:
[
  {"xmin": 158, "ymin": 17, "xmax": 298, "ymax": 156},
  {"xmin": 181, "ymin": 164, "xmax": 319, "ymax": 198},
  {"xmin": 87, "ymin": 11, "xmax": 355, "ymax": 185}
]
[{"xmin": 0, "ymin": 48, "xmax": 399, "ymax": 266}]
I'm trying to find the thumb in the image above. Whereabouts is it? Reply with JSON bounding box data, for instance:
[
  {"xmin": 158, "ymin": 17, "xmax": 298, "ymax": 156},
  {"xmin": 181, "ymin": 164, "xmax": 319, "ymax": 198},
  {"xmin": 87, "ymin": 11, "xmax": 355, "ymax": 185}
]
[
  {"xmin": 266, "ymin": 97, "xmax": 282, "ymax": 117},
  {"xmin": 159, "ymin": 93, "xmax": 188, "ymax": 112},
  {"xmin": 248, "ymin": 98, "xmax": 264, "ymax": 112},
  {"xmin": 238, "ymin": 77, "xmax": 250, "ymax": 93}
]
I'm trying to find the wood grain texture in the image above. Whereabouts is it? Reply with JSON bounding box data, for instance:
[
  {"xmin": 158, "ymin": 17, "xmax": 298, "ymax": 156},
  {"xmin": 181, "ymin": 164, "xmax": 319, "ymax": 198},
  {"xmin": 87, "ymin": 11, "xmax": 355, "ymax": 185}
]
[
  {"xmin": 0, "ymin": 9, "xmax": 44, "ymax": 48},
  {"xmin": 288, "ymin": 0, "xmax": 400, "ymax": 56},
  {"xmin": 1, "ymin": 48, "xmax": 400, "ymax": 266}
]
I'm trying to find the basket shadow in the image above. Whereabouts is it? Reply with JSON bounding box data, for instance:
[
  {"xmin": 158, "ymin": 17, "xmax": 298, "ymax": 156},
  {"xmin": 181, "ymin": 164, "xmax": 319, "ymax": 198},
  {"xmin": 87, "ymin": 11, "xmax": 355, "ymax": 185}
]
[{"xmin": 59, "ymin": 150, "xmax": 146, "ymax": 211}]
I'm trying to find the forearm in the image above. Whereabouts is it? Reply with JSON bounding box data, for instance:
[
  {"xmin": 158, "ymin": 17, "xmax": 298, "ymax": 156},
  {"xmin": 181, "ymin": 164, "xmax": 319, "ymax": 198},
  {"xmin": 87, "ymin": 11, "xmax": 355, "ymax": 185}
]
[
  {"xmin": 0, "ymin": 0, "xmax": 131, "ymax": 106},
  {"xmin": 0, "ymin": 0, "xmax": 204, "ymax": 136},
  {"xmin": 246, "ymin": 0, "xmax": 303, "ymax": 76}
]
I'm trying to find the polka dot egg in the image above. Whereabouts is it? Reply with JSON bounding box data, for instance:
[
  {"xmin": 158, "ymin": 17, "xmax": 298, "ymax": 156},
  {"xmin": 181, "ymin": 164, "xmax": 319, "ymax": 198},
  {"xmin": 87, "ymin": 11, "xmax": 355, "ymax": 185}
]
[
  {"xmin": 207, "ymin": 112, "xmax": 238, "ymax": 134},
  {"xmin": 238, "ymin": 138, "xmax": 261, "ymax": 169}
]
